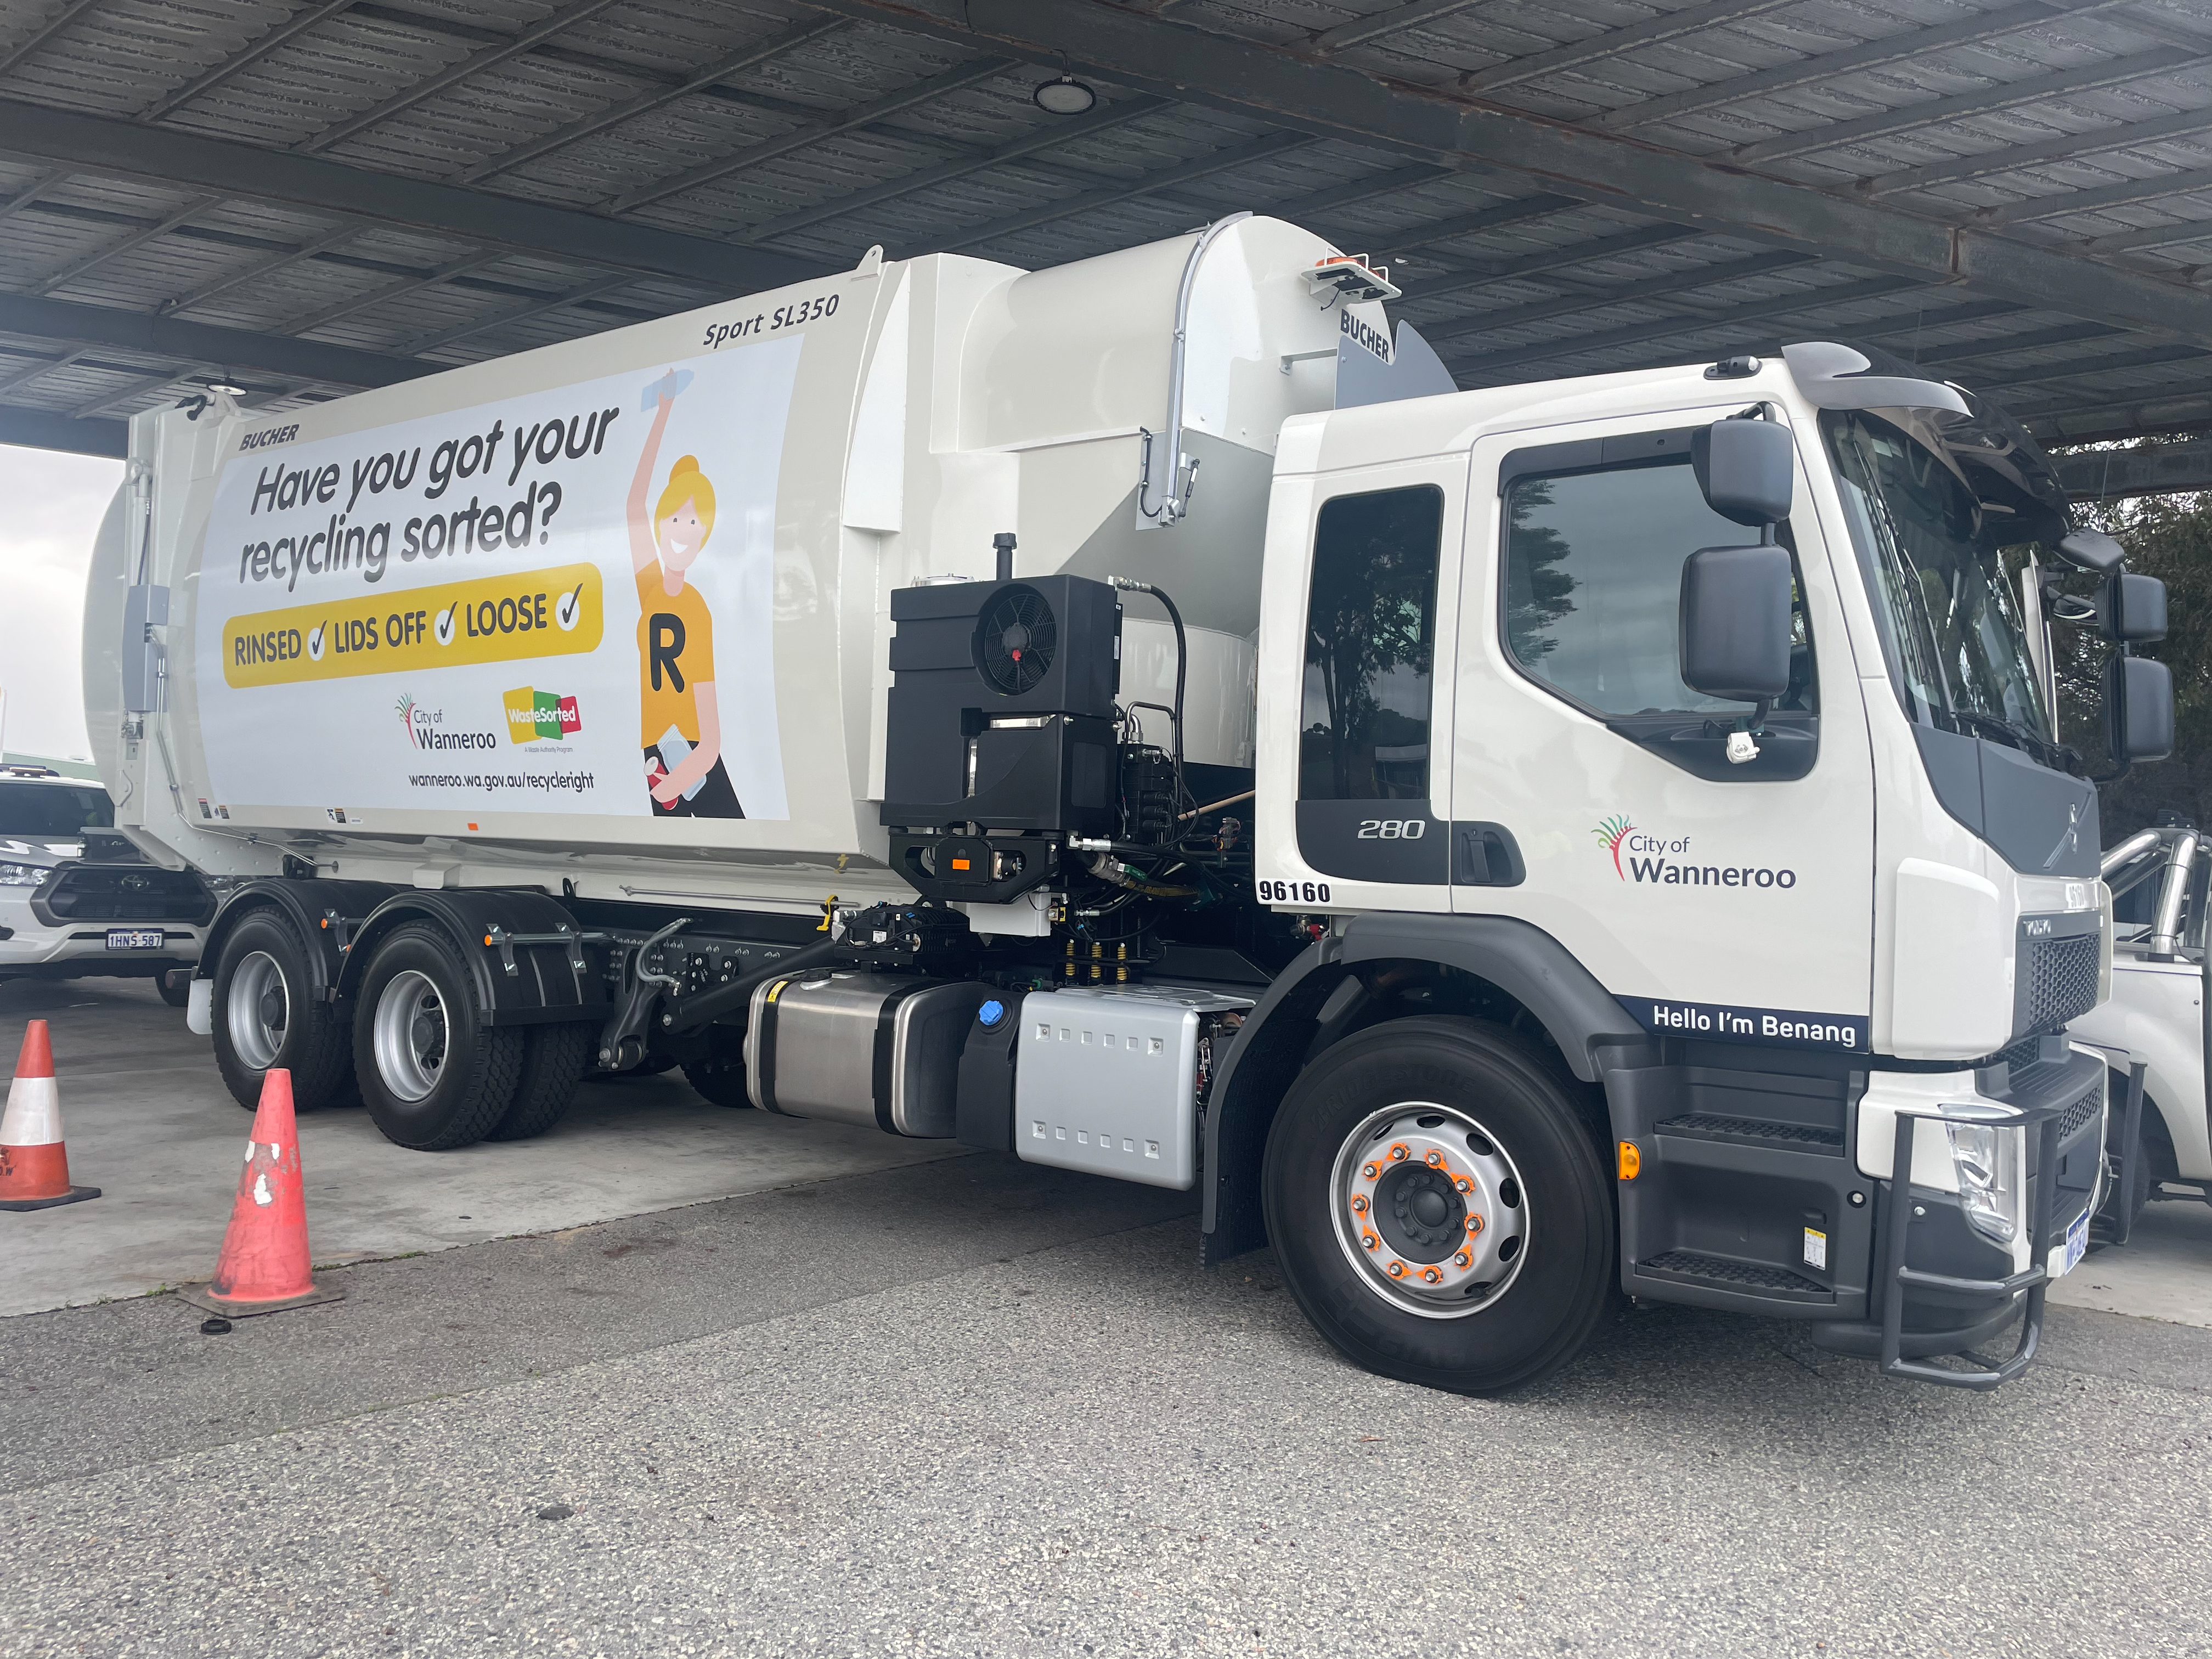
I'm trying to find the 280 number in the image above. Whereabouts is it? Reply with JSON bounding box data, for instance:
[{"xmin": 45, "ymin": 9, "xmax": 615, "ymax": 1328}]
[
  {"xmin": 1356, "ymin": 819, "xmax": 1426, "ymax": 839},
  {"xmin": 1257, "ymin": 879, "xmax": 1331, "ymax": 905}
]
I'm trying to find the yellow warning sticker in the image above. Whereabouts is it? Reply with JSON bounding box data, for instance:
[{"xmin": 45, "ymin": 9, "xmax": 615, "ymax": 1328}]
[{"xmin": 221, "ymin": 563, "xmax": 603, "ymax": 687}]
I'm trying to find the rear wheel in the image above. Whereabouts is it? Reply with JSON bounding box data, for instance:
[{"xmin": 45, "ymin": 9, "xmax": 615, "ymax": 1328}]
[
  {"xmin": 1262, "ymin": 1017, "xmax": 1615, "ymax": 1396},
  {"xmin": 211, "ymin": 910, "xmax": 353, "ymax": 1110},
  {"xmin": 488, "ymin": 1022, "xmax": 595, "ymax": 1141},
  {"xmin": 353, "ymin": 924, "xmax": 521, "ymax": 1150}
]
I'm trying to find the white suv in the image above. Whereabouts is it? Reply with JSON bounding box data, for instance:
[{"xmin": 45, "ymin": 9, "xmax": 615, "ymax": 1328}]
[{"xmin": 0, "ymin": 766, "xmax": 212, "ymax": 1001}]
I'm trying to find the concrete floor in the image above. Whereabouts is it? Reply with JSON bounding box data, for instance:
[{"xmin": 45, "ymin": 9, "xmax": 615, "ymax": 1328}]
[
  {"xmin": 7, "ymin": 978, "xmax": 2212, "ymax": 1657},
  {"xmin": 0, "ymin": 977, "xmax": 960, "ymax": 1317}
]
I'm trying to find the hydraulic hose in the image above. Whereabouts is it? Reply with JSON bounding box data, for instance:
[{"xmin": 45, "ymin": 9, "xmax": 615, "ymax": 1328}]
[{"xmin": 1110, "ymin": 577, "xmax": 1186, "ymax": 769}]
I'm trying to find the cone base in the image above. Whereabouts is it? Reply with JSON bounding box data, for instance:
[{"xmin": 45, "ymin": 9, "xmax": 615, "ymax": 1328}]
[
  {"xmin": 177, "ymin": 1280, "xmax": 345, "ymax": 1318},
  {"xmin": 0, "ymin": 1184, "xmax": 99, "ymax": 1211}
]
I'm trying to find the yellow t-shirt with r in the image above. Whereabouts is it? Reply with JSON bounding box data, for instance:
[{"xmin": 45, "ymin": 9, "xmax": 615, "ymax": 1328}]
[{"xmin": 636, "ymin": 567, "xmax": 716, "ymax": 747}]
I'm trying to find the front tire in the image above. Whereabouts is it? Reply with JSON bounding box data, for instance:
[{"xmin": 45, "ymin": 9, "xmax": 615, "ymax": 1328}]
[
  {"xmin": 353, "ymin": 923, "xmax": 522, "ymax": 1150},
  {"xmin": 1262, "ymin": 1017, "xmax": 1615, "ymax": 1396},
  {"xmin": 211, "ymin": 910, "xmax": 353, "ymax": 1110}
]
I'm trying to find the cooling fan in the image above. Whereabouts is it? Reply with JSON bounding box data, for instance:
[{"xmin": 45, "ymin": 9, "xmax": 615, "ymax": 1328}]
[{"xmin": 974, "ymin": 584, "xmax": 1057, "ymax": 696}]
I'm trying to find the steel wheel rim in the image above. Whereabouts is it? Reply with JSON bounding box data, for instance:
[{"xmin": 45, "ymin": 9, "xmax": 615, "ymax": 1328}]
[
  {"xmin": 373, "ymin": 969, "xmax": 448, "ymax": 1104},
  {"xmin": 226, "ymin": 950, "xmax": 287, "ymax": 1071},
  {"xmin": 1330, "ymin": 1101, "xmax": 1531, "ymax": 1319}
]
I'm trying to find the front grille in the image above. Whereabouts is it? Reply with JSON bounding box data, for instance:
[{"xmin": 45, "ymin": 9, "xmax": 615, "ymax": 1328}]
[
  {"xmin": 35, "ymin": 865, "xmax": 213, "ymax": 924},
  {"xmin": 2055, "ymin": 1085, "xmax": 2102, "ymax": 1143},
  {"xmin": 2022, "ymin": 933, "xmax": 2099, "ymax": 1031}
]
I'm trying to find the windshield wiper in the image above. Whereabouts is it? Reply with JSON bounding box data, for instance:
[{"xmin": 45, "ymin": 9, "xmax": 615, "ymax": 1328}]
[{"xmin": 1946, "ymin": 709, "xmax": 2074, "ymax": 769}]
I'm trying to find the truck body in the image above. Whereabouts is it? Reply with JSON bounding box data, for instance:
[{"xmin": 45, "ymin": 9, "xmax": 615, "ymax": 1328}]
[{"xmin": 87, "ymin": 215, "xmax": 2140, "ymax": 1392}]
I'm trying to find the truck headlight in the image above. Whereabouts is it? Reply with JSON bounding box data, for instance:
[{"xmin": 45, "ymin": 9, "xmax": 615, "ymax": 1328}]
[
  {"xmin": 0, "ymin": 862, "xmax": 48, "ymax": 886},
  {"xmin": 1946, "ymin": 1121, "xmax": 2022, "ymax": 1245}
]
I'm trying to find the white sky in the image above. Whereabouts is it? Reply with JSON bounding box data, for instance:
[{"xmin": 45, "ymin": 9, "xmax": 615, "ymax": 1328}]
[{"xmin": 0, "ymin": 442, "xmax": 123, "ymax": 762}]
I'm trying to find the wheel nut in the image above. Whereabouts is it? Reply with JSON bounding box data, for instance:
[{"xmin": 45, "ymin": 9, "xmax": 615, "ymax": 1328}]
[
  {"xmin": 1454, "ymin": 1177, "xmax": 1470, "ymax": 1192},
  {"xmin": 1390, "ymin": 1145, "xmax": 1408, "ymax": 1161},
  {"xmin": 1454, "ymin": 1252, "xmax": 1470, "ymax": 1268},
  {"xmin": 1362, "ymin": 1232, "xmax": 1380, "ymax": 1251},
  {"xmin": 1421, "ymin": 1267, "xmax": 1441, "ymax": 1284},
  {"xmin": 1425, "ymin": 1150, "xmax": 1443, "ymax": 1166},
  {"xmin": 1466, "ymin": 1215, "xmax": 1484, "ymax": 1235},
  {"xmin": 1362, "ymin": 1163, "xmax": 1379, "ymax": 1179},
  {"xmin": 1387, "ymin": 1261, "xmax": 1406, "ymax": 1278},
  {"xmin": 1351, "ymin": 1195, "xmax": 1368, "ymax": 1214}
]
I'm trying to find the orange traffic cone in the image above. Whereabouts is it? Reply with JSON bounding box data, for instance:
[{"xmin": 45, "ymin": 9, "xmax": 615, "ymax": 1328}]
[
  {"xmin": 0, "ymin": 1020, "xmax": 98, "ymax": 1211},
  {"xmin": 179, "ymin": 1068, "xmax": 342, "ymax": 1317}
]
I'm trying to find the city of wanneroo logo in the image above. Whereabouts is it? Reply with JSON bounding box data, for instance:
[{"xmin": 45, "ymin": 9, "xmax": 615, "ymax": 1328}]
[
  {"xmin": 502, "ymin": 685, "xmax": 582, "ymax": 744},
  {"xmin": 1593, "ymin": 814, "xmax": 1635, "ymax": 880},
  {"xmin": 1593, "ymin": 813, "xmax": 1797, "ymax": 890},
  {"xmin": 395, "ymin": 692, "xmax": 496, "ymax": 751}
]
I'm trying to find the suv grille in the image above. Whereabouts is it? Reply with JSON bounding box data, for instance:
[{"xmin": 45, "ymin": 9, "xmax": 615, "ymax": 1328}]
[
  {"xmin": 2023, "ymin": 933, "xmax": 2099, "ymax": 1031},
  {"xmin": 35, "ymin": 865, "xmax": 213, "ymax": 924}
]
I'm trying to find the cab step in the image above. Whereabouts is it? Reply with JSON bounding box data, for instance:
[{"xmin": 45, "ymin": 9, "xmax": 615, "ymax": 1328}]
[{"xmin": 1637, "ymin": 1249, "xmax": 1833, "ymax": 1302}]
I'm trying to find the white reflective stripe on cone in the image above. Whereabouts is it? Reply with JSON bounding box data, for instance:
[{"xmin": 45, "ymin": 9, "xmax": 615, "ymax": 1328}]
[{"xmin": 0, "ymin": 1074, "xmax": 63, "ymax": 1147}]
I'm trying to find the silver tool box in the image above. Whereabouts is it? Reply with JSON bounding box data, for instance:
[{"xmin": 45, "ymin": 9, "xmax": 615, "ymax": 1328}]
[{"xmin": 1014, "ymin": 984, "xmax": 1254, "ymax": 1189}]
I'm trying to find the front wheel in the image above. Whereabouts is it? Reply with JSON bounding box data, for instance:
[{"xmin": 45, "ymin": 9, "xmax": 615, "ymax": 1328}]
[
  {"xmin": 1262, "ymin": 1017, "xmax": 1615, "ymax": 1396},
  {"xmin": 353, "ymin": 924, "xmax": 522, "ymax": 1150}
]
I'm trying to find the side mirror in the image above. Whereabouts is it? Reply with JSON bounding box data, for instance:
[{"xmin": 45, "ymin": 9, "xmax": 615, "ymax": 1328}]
[
  {"xmin": 2101, "ymin": 571, "xmax": 2166, "ymax": 642},
  {"xmin": 2057, "ymin": 528, "xmax": 2124, "ymax": 575},
  {"xmin": 1692, "ymin": 418, "xmax": 1794, "ymax": 527},
  {"xmin": 2106, "ymin": 654, "xmax": 2174, "ymax": 764},
  {"xmin": 1680, "ymin": 544, "xmax": 1793, "ymax": 703}
]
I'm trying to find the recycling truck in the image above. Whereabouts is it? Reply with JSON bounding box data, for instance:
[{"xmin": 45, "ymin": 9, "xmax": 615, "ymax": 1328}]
[{"xmin": 82, "ymin": 213, "xmax": 2172, "ymax": 1394}]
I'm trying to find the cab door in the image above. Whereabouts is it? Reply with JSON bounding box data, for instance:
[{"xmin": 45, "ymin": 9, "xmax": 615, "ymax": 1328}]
[
  {"xmin": 1254, "ymin": 451, "xmax": 1470, "ymax": 919},
  {"xmin": 1448, "ymin": 413, "xmax": 1875, "ymax": 1052}
]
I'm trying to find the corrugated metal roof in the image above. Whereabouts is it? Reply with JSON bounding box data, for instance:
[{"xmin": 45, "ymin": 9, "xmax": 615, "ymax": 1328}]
[{"xmin": 0, "ymin": 0, "xmax": 2205, "ymax": 455}]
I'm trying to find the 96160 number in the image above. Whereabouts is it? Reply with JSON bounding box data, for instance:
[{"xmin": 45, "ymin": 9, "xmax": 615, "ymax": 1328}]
[{"xmin": 1257, "ymin": 878, "xmax": 1330, "ymax": 905}]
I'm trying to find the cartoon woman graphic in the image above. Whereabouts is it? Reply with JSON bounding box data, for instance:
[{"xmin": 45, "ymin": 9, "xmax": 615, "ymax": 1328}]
[{"xmin": 628, "ymin": 369, "xmax": 743, "ymax": 817}]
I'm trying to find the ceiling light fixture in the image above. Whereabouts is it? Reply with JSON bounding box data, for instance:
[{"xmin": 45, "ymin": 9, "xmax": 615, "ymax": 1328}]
[{"xmin": 1033, "ymin": 75, "xmax": 1096, "ymax": 116}]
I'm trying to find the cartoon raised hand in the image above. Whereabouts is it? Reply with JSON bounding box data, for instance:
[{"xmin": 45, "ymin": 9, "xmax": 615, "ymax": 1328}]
[{"xmin": 641, "ymin": 368, "xmax": 692, "ymax": 413}]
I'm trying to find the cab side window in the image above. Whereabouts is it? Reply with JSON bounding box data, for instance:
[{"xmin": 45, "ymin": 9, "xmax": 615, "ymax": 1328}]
[
  {"xmin": 1299, "ymin": 485, "xmax": 1444, "ymax": 802},
  {"xmin": 1503, "ymin": 455, "xmax": 1814, "ymax": 718}
]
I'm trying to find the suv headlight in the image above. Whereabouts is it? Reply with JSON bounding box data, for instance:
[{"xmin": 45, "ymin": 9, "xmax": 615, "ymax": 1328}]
[
  {"xmin": 1946, "ymin": 1121, "xmax": 2023, "ymax": 1245},
  {"xmin": 0, "ymin": 861, "xmax": 49, "ymax": 887}
]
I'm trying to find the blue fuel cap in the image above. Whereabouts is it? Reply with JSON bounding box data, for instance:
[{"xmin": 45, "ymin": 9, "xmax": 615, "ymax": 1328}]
[{"xmin": 978, "ymin": 998, "xmax": 1006, "ymax": 1028}]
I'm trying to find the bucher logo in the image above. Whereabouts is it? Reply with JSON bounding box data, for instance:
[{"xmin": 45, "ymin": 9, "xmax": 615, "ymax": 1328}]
[
  {"xmin": 396, "ymin": 692, "xmax": 496, "ymax": 751},
  {"xmin": 1593, "ymin": 814, "xmax": 1798, "ymax": 891},
  {"xmin": 503, "ymin": 686, "xmax": 582, "ymax": 744}
]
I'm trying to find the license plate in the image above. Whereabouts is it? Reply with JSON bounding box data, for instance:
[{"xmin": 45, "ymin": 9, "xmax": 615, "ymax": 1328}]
[
  {"xmin": 105, "ymin": 928, "xmax": 165, "ymax": 951},
  {"xmin": 2062, "ymin": 1209, "xmax": 2090, "ymax": 1276}
]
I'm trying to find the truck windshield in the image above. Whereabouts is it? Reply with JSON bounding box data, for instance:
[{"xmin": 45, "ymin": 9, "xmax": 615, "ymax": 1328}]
[{"xmin": 1821, "ymin": 409, "xmax": 2054, "ymax": 752}]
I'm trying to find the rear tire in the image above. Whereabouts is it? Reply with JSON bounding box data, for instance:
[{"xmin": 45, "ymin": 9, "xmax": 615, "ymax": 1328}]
[
  {"xmin": 1262, "ymin": 1016, "xmax": 1615, "ymax": 1396},
  {"xmin": 211, "ymin": 910, "xmax": 353, "ymax": 1111},
  {"xmin": 488, "ymin": 1022, "xmax": 595, "ymax": 1141},
  {"xmin": 352, "ymin": 923, "xmax": 522, "ymax": 1151},
  {"xmin": 682, "ymin": 1046, "xmax": 752, "ymax": 1109}
]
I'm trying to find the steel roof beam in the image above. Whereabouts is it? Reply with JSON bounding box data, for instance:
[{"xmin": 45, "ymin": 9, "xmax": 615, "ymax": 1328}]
[
  {"xmin": 1444, "ymin": 275, "xmax": 1921, "ymax": 377},
  {"xmin": 461, "ymin": 16, "xmax": 849, "ymax": 183},
  {"xmin": 0, "ymin": 100, "xmax": 823, "ymax": 289},
  {"xmin": 1864, "ymin": 105, "xmax": 2212, "ymax": 200},
  {"xmin": 1417, "ymin": 250, "xmax": 1818, "ymax": 346},
  {"xmin": 1729, "ymin": 45, "xmax": 2210, "ymax": 168},
  {"xmin": 303, "ymin": 0, "xmax": 627, "ymax": 155},
  {"xmin": 0, "ymin": 291, "xmax": 435, "ymax": 389},
  {"xmin": 806, "ymin": 0, "xmax": 2212, "ymax": 344},
  {"xmin": 0, "ymin": 405, "xmax": 126, "ymax": 458},
  {"xmin": 1310, "ymin": 1, "xmax": 1485, "ymax": 57},
  {"xmin": 0, "ymin": 343, "xmax": 88, "ymax": 396},
  {"xmin": 1983, "ymin": 342, "xmax": 2212, "ymax": 391},
  {"xmin": 1460, "ymin": 0, "xmax": 1804, "ymax": 96},
  {"xmin": 740, "ymin": 94, "xmax": 1175, "ymax": 243},
  {"xmin": 0, "ymin": 0, "xmax": 103, "ymax": 78},
  {"xmin": 2086, "ymin": 218, "xmax": 2212, "ymax": 256},
  {"xmin": 141, "ymin": 0, "xmax": 359, "ymax": 122},
  {"xmin": 609, "ymin": 57, "xmax": 1014, "ymax": 215},
  {"xmin": 1413, "ymin": 225, "xmax": 1703, "ymax": 306},
  {"xmin": 1594, "ymin": 0, "xmax": 2130, "ymax": 133},
  {"xmin": 2053, "ymin": 439, "xmax": 2212, "ymax": 498},
  {"xmin": 161, "ymin": 221, "xmax": 368, "ymax": 319},
  {"xmin": 32, "ymin": 193, "xmax": 221, "ymax": 296}
]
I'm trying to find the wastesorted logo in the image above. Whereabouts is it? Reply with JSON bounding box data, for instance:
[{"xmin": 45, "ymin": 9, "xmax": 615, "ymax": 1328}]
[
  {"xmin": 1593, "ymin": 815, "xmax": 1635, "ymax": 880},
  {"xmin": 502, "ymin": 686, "xmax": 582, "ymax": 744}
]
